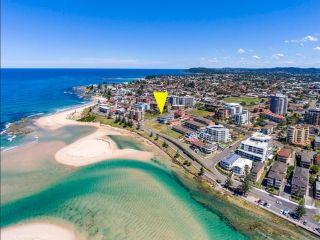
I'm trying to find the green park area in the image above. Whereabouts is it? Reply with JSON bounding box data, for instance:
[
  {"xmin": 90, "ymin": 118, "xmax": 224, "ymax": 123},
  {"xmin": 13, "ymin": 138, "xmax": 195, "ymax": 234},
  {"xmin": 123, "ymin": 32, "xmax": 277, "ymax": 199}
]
[
  {"xmin": 145, "ymin": 120, "xmax": 182, "ymax": 139},
  {"xmin": 223, "ymin": 96, "xmax": 263, "ymax": 106}
]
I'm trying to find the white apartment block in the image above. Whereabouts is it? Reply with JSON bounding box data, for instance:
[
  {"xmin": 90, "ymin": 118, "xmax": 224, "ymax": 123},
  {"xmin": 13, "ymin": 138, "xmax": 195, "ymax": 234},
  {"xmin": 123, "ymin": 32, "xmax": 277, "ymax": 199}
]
[
  {"xmin": 168, "ymin": 95, "xmax": 195, "ymax": 107},
  {"xmin": 225, "ymin": 103, "xmax": 243, "ymax": 116},
  {"xmin": 236, "ymin": 132, "xmax": 272, "ymax": 162},
  {"xmin": 198, "ymin": 124, "xmax": 231, "ymax": 143}
]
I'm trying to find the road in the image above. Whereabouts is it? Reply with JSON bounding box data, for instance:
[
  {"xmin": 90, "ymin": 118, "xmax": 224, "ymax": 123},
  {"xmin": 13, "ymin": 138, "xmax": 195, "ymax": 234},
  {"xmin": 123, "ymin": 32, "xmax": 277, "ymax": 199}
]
[{"xmin": 141, "ymin": 122, "xmax": 320, "ymax": 236}]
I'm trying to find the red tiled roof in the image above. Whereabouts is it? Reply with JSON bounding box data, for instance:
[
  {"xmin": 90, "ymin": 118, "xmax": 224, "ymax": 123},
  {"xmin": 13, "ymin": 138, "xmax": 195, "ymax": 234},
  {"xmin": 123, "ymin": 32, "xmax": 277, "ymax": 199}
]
[{"xmin": 278, "ymin": 148, "xmax": 292, "ymax": 158}]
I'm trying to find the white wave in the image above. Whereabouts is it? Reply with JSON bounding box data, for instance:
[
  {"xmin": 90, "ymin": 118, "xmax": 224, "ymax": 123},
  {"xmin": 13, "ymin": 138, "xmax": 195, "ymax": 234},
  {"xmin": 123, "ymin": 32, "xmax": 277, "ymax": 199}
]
[{"xmin": 0, "ymin": 122, "xmax": 11, "ymax": 135}]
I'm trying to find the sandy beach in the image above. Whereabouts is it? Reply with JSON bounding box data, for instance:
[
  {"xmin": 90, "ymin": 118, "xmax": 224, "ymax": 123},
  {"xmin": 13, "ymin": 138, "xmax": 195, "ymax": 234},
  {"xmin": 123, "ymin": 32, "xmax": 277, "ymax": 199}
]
[
  {"xmin": 1, "ymin": 222, "xmax": 83, "ymax": 240},
  {"xmin": 55, "ymin": 125, "xmax": 154, "ymax": 167}
]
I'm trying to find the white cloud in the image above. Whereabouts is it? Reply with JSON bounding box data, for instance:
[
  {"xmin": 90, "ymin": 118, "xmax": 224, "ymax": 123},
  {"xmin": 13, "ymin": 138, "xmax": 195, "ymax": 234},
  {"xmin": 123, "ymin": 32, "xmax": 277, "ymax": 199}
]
[
  {"xmin": 285, "ymin": 34, "xmax": 318, "ymax": 44},
  {"xmin": 272, "ymin": 53, "xmax": 284, "ymax": 59},
  {"xmin": 207, "ymin": 58, "xmax": 218, "ymax": 63},
  {"xmin": 252, "ymin": 55, "xmax": 260, "ymax": 59},
  {"xmin": 314, "ymin": 46, "xmax": 320, "ymax": 51},
  {"xmin": 237, "ymin": 48, "xmax": 246, "ymax": 54}
]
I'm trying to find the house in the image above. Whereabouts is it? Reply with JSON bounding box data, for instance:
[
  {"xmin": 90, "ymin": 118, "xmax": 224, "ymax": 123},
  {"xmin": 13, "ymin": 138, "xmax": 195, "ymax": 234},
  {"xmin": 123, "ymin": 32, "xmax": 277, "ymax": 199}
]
[
  {"xmin": 250, "ymin": 161, "xmax": 265, "ymax": 182},
  {"xmin": 291, "ymin": 167, "xmax": 309, "ymax": 197},
  {"xmin": 296, "ymin": 151, "xmax": 313, "ymax": 169},
  {"xmin": 266, "ymin": 161, "xmax": 287, "ymax": 189},
  {"xmin": 276, "ymin": 147, "xmax": 293, "ymax": 163}
]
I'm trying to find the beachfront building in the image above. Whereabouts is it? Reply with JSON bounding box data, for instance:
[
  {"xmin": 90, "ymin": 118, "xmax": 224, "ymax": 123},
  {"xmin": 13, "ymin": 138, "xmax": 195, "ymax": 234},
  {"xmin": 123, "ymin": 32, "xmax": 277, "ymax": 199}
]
[
  {"xmin": 99, "ymin": 104, "xmax": 111, "ymax": 114},
  {"xmin": 266, "ymin": 161, "xmax": 287, "ymax": 188},
  {"xmin": 291, "ymin": 167, "xmax": 309, "ymax": 197},
  {"xmin": 236, "ymin": 132, "xmax": 272, "ymax": 162},
  {"xmin": 287, "ymin": 125, "xmax": 310, "ymax": 146},
  {"xmin": 191, "ymin": 140, "xmax": 217, "ymax": 154},
  {"xmin": 305, "ymin": 108, "xmax": 320, "ymax": 125},
  {"xmin": 129, "ymin": 109, "xmax": 144, "ymax": 122},
  {"xmin": 296, "ymin": 151, "xmax": 313, "ymax": 169},
  {"xmin": 250, "ymin": 161, "xmax": 265, "ymax": 182},
  {"xmin": 219, "ymin": 153, "xmax": 252, "ymax": 175},
  {"xmin": 198, "ymin": 125, "xmax": 231, "ymax": 143},
  {"xmin": 270, "ymin": 93, "xmax": 288, "ymax": 115},
  {"xmin": 232, "ymin": 158, "xmax": 253, "ymax": 175},
  {"xmin": 168, "ymin": 95, "xmax": 195, "ymax": 107}
]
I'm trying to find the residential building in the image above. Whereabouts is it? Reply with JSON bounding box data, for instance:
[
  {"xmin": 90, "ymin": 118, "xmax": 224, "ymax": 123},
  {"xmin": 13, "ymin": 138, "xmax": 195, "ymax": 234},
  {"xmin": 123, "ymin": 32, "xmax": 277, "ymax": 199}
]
[
  {"xmin": 261, "ymin": 109, "xmax": 286, "ymax": 123},
  {"xmin": 233, "ymin": 158, "xmax": 253, "ymax": 175},
  {"xmin": 184, "ymin": 120, "xmax": 206, "ymax": 131},
  {"xmin": 168, "ymin": 95, "xmax": 194, "ymax": 107},
  {"xmin": 276, "ymin": 147, "xmax": 293, "ymax": 163},
  {"xmin": 266, "ymin": 161, "xmax": 287, "ymax": 189},
  {"xmin": 236, "ymin": 132, "xmax": 272, "ymax": 161},
  {"xmin": 172, "ymin": 125, "xmax": 192, "ymax": 135},
  {"xmin": 216, "ymin": 107, "xmax": 229, "ymax": 120},
  {"xmin": 198, "ymin": 125, "xmax": 231, "ymax": 143},
  {"xmin": 305, "ymin": 108, "xmax": 320, "ymax": 125},
  {"xmin": 234, "ymin": 109, "xmax": 250, "ymax": 125},
  {"xmin": 260, "ymin": 125, "xmax": 274, "ymax": 135},
  {"xmin": 220, "ymin": 154, "xmax": 240, "ymax": 170},
  {"xmin": 99, "ymin": 104, "xmax": 111, "ymax": 114},
  {"xmin": 314, "ymin": 136, "xmax": 320, "ymax": 150},
  {"xmin": 287, "ymin": 125, "xmax": 310, "ymax": 146},
  {"xmin": 296, "ymin": 151, "xmax": 313, "ymax": 169},
  {"xmin": 291, "ymin": 167, "xmax": 309, "ymax": 197},
  {"xmin": 193, "ymin": 116, "xmax": 211, "ymax": 126},
  {"xmin": 191, "ymin": 140, "xmax": 217, "ymax": 154},
  {"xmin": 157, "ymin": 115, "xmax": 174, "ymax": 124},
  {"xmin": 314, "ymin": 154, "xmax": 320, "ymax": 166},
  {"xmin": 130, "ymin": 110, "xmax": 144, "ymax": 122},
  {"xmin": 134, "ymin": 102, "xmax": 150, "ymax": 111},
  {"xmin": 225, "ymin": 103, "xmax": 243, "ymax": 116},
  {"xmin": 314, "ymin": 177, "xmax": 320, "ymax": 199},
  {"xmin": 270, "ymin": 93, "xmax": 288, "ymax": 115},
  {"xmin": 250, "ymin": 161, "xmax": 265, "ymax": 182}
]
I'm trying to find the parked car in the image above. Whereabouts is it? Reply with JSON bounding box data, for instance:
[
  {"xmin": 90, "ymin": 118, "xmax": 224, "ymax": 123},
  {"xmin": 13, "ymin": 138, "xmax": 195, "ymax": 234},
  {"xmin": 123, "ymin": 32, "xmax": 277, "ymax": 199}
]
[
  {"xmin": 303, "ymin": 220, "xmax": 308, "ymax": 225},
  {"xmin": 280, "ymin": 209, "xmax": 284, "ymax": 214},
  {"xmin": 267, "ymin": 203, "xmax": 271, "ymax": 208}
]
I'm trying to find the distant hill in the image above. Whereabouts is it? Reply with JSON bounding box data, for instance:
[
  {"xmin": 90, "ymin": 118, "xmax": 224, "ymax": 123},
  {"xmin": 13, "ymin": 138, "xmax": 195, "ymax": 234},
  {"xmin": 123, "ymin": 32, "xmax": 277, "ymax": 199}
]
[{"xmin": 186, "ymin": 67, "xmax": 320, "ymax": 74}]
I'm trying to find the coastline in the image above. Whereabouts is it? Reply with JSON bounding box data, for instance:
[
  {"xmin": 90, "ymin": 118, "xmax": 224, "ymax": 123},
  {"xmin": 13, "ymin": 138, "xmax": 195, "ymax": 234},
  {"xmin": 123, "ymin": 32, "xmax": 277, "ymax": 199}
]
[{"xmin": 1, "ymin": 101, "xmax": 319, "ymax": 240}]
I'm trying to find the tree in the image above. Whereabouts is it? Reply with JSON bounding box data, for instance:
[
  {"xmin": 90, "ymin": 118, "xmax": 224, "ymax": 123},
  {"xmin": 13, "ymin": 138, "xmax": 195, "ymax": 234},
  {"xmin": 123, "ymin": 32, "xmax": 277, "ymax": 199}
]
[
  {"xmin": 174, "ymin": 151, "xmax": 180, "ymax": 159},
  {"xmin": 295, "ymin": 199, "xmax": 306, "ymax": 219},
  {"xmin": 149, "ymin": 132, "xmax": 153, "ymax": 137},
  {"xmin": 162, "ymin": 142, "xmax": 168, "ymax": 148},
  {"xmin": 310, "ymin": 165, "xmax": 320, "ymax": 174},
  {"xmin": 107, "ymin": 112, "xmax": 112, "ymax": 119},
  {"xmin": 240, "ymin": 165, "xmax": 251, "ymax": 195},
  {"xmin": 225, "ymin": 173, "xmax": 233, "ymax": 189},
  {"xmin": 198, "ymin": 167, "xmax": 204, "ymax": 176},
  {"xmin": 155, "ymin": 134, "xmax": 159, "ymax": 140}
]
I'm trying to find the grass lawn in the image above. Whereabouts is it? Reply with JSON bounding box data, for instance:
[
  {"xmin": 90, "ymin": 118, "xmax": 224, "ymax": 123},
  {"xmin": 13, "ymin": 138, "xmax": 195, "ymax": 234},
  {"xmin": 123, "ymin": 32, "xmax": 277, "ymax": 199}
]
[
  {"xmin": 312, "ymin": 214, "xmax": 320, "ymax": 223},
  {"xmin": 315, "ymin": 200, "xmax": 320, "ymax": 208},
  {"xmin": 223, "ymin": 96, "xmax": 261, "ymax": 106},
  {"xmin": 187, "ymin": 109, "xmax": 213, "ymax": 118},
  {"xmin": 265, "ymin": 186, "xmax": 280, "ymax": 195},
  {"xmin": 145, "ymin": 121, "xmax": 182, "ymax": 139},
  {"xmin": 144, "ymin": 112, "xmax": 161, "ymax": 120}
]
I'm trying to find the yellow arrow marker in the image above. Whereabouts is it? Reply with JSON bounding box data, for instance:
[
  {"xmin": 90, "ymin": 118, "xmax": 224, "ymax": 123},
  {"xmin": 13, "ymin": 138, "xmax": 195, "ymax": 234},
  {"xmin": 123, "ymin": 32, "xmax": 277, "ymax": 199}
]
[{"xmin": 153, "ymin": 91, "xmax": 168, "ymax": 114}]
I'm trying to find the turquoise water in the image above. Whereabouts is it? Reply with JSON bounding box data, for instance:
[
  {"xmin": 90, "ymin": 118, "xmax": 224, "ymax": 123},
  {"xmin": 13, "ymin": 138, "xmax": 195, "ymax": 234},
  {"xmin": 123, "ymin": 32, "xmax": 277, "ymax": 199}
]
[{"xmin": 1, "ymin": 160, "xmax": 247, "ymax": 240}]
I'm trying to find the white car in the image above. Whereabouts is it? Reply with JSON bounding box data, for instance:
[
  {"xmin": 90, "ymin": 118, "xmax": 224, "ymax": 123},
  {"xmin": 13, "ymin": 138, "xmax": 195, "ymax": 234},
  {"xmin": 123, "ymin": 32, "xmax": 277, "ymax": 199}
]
[{"xmin": 280, "ymin": 209, "xmax": 284, "ymax": 214}]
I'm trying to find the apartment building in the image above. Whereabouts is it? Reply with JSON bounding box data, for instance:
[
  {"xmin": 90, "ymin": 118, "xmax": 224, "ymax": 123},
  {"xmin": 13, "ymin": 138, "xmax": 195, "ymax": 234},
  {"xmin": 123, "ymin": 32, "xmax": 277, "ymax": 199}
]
[
  {"xmin": 250, "ymin": 161, "xmax": 265, "ymax": 182},
  {"xmin": 305, "ymin": 108, "xmax": 320, "ymax": 125},
  {"xmin": 168, "ymin": 95, "xmax": 195, "ymax": 107},
  {"xmin": 198, "ymin": 125, "xmax": 231, "ymax": 143},
  {"xmin": 270, "ymin": 93, "xmax": 288, "ymax": 115},
  {"xmin": 287, "ymin": 125, "xmax": 310, "ymax": 146},
  {"xmin": 276, "ymin": 147, "xmax": 293, "ymax": 163},
  {"xmin": 291, "ymin": 167, "xmax": 309, "ymax": 197},
  {"xmin": 236, "ymin": 132, "xmax": 272, "ymax": 161},
  {"xmin": 266, "ymin": 161, "xmax": 287, "ymax": 189}
]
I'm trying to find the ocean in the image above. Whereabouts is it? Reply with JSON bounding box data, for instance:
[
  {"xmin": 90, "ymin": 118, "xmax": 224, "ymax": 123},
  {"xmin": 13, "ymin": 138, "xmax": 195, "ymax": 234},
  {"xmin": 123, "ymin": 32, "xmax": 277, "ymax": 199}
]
[{"xmin": 0, "ymin": 68, "xmax": 184, "ymax": 148}]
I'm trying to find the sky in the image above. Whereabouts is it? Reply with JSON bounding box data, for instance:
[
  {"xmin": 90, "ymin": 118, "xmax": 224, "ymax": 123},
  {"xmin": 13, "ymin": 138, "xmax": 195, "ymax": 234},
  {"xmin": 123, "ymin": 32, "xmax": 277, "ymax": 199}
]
[{"xmin": 1, "ymin": 0, "xmax": 320, "ymax": 68}]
